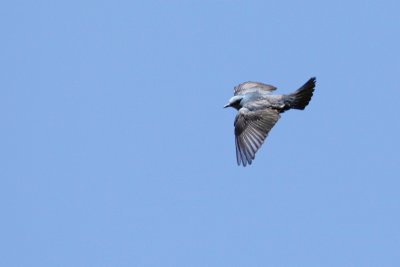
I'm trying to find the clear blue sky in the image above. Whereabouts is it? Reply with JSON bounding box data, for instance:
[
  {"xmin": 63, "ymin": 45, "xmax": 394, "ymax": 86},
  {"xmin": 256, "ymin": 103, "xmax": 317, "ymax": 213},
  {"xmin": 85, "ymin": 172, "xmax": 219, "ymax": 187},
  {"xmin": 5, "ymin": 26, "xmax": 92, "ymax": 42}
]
[{"xmin": 1, "ymin": 0, "xmax": 400, "ymax": 266}]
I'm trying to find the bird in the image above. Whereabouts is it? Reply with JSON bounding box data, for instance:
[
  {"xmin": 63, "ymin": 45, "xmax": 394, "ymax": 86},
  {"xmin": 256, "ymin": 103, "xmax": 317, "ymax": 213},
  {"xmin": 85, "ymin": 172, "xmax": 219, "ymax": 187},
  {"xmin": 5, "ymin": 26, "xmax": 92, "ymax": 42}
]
[{"xmin": 224, "ymin": 77, "xmax": 316, "ymax": 166}]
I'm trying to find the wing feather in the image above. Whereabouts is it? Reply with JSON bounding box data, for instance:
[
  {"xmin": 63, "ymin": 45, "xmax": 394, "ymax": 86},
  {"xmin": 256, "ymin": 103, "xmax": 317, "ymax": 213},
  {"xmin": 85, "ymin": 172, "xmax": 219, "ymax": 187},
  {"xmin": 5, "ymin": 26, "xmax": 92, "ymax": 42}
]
[
  {"xmin": 234, "ymin": 81, "xmax": 277, "ymax": 96},
  {"xmin": 234, "ymin": 108, "xmax": 280, "ymax": 166}
]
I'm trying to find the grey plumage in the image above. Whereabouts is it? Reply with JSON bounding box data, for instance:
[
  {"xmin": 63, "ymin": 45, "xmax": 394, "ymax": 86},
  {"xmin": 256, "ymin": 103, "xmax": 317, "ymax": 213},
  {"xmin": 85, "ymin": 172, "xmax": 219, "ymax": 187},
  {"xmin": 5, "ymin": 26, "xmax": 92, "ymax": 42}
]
[{"xmin": 224, "ymin": 77, "xmax": 316, "ymax": 166}]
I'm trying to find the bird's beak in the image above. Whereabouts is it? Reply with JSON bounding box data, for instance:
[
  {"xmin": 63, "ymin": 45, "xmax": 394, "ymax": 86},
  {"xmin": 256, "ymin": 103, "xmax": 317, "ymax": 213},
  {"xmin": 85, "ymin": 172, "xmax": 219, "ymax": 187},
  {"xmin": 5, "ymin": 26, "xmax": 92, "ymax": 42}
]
[{"xmin": 223, "ymin": 103, "xmax": 230, "ymax": 108}]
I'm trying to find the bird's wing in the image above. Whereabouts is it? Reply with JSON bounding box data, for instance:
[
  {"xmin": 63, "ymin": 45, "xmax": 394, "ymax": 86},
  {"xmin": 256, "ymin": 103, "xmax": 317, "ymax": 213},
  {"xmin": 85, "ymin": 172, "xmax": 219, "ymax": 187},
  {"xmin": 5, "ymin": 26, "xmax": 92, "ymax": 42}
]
[
  {"xmin": 234, "ymin": 108, "xmax": 280, "ymax": 166},
  {"xmin": 234, "ymin": 81, "xmax": 277, "ymax": 96}
]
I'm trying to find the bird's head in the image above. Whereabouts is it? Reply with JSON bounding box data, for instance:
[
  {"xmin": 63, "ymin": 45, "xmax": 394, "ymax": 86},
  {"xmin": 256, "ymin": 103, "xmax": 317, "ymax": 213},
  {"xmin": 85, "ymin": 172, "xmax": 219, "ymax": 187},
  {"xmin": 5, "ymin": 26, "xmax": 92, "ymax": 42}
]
[{"xmin": 224, "ymin": 95, "xmax": 243, "ymax": 110}]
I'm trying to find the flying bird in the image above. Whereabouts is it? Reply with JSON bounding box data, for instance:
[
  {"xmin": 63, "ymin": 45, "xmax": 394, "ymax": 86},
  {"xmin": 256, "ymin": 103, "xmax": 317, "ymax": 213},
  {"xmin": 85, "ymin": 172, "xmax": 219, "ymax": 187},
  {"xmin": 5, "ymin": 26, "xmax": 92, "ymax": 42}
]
[{"xmin": 224, "ymin": 77, "xmax": 316, "ymax": 166}]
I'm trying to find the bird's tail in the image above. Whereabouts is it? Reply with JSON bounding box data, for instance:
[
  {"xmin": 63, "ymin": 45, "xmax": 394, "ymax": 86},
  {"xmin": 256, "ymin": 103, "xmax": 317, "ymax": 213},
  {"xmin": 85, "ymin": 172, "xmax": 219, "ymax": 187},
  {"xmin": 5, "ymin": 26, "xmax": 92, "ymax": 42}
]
[{"xmin": 287, "ymin": 77, "xmax": 316, "ymax": 110}]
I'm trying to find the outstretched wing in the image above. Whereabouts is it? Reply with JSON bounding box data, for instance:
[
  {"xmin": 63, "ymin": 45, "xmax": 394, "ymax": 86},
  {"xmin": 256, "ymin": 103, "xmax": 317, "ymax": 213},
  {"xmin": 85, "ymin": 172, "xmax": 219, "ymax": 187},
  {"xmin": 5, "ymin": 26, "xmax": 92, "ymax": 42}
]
[
  {"xmin": 234, "ymin": 81, "xmax": 277, "ymax": 96},
  {"xmin": 234, "ymin": 108, "xmax": 280, "ymax": 166}
]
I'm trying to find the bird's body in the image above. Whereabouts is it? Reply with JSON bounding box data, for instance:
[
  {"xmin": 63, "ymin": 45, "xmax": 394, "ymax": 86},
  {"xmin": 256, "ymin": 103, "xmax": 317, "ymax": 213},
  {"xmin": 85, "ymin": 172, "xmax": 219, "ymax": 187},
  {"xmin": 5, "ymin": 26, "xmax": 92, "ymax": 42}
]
[
  {"xmin": 240, "ymin": 92, "xmax": 285, "ymax": 111},
  {"xmin": 224, "ymin": 77, "xmax": 316, "ymax": 166}
]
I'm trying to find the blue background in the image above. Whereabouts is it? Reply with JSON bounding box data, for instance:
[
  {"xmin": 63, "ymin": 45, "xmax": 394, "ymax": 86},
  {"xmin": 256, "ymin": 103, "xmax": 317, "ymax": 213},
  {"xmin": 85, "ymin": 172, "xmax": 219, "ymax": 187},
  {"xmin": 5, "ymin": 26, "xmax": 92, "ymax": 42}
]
[{"xmin": 1, "ymin": 0, "xmax": 399, "ymax": 266}]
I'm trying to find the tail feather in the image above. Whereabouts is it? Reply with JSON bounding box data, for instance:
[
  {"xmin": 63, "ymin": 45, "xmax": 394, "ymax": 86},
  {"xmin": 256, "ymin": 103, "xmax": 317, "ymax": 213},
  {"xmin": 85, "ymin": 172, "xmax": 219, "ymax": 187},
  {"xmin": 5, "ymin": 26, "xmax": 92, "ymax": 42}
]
[{"xmin": 288, "ymin": 77, "xmax": 316, "ymax": 110}]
